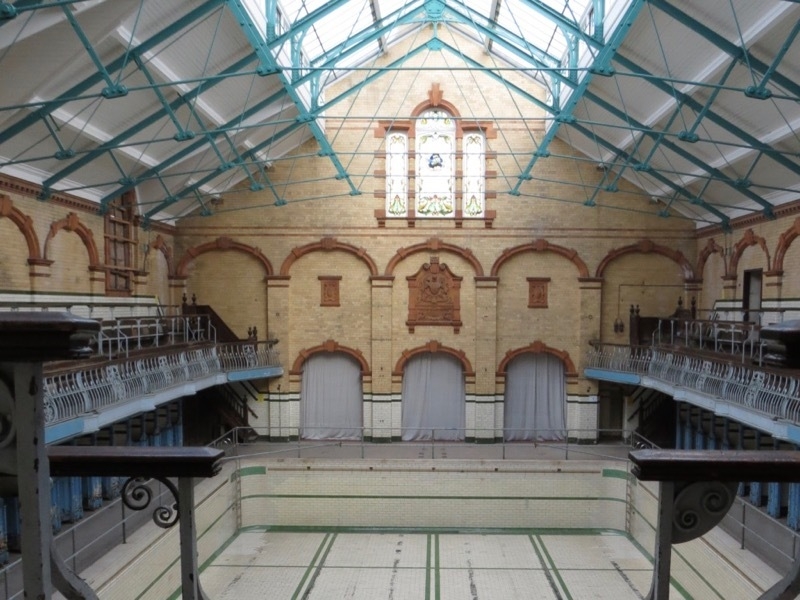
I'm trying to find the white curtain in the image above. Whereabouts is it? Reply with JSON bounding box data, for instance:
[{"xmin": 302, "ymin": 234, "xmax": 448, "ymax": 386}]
[
  {"xmin": 301, "ymin": 353, "xmax": 362, "ymax": 440},
  {"xmin": 401, "ymin": 352, "xmax": 465, "ymax": 441},
  {"xmin": 504, "ymin": 353, "xmax": 566, "ymax": 441}
]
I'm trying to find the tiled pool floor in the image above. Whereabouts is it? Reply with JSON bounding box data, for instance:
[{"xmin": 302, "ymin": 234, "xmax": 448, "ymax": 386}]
[{"xmin": 201, "ymin": 530, "xmax": 668, "ymax": 599}]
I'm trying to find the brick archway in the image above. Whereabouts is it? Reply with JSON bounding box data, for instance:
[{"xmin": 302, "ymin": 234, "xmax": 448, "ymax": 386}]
[
  {"xmin": 696, "ymin": 237, "xmax": 725, "ymax": 279},
  {"xmin": 290, "ymin": 339, "xmax": 370, "ymax": 376},
  {"xmin": 43, "ymin": 212, "xmax": 100, "ymax": 267},
  {"xmin": 729, "ymin": 228, "xmax": 771, "ymax": 274},
  {"xmin": 148, "ymin": 234, "xmax": 175, "ymax": 276},
  {"xmin": 393, "ymin": 340, "xmax": 474, "ymax": 376},
  {"xmin": 0, "ymin": 195, "xmax": 43, "ymax": 263},
  {"xmin": 280, "ymin": 237, "xmax": 379, "ymax": 277},
  {"xmin": 491, "ymin": 239, "xmax": 589, "ymax": 277},
  {"xmin": 385, "ymin": 238, "xmax": 484, "ymax": 276},
  {"xmin": 496, "ymin": 341, "xmax": 577, "ymax": 377},
  {"xmin": 595, "ymin": 239, "xmax": 695, "ymax": 280},
  {"xmin": 771, "ymin": 218, "xmax": 800, "ymax": 273},
  {"xmin": 175, "ymin": 236, "xmax": 273, "ymax": 278}
]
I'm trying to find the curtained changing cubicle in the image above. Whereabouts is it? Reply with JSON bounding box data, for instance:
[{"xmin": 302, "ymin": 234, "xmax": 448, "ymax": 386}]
[
  {"xmin": 503, "ymin": 353, "xmax": 566, "ymax": 441},
  {"xmin": 401, "ymin": 352, "xmax": 465, "ymax": 441},
  {"xmin": 300, "ymin": 353, "xmax": 363, "ymax": 439}
]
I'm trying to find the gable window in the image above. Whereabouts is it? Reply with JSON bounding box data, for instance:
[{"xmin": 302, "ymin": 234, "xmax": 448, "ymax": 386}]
[{"xmin": 378, "ymin": 84, "xmax": 493, "ymax": 225}]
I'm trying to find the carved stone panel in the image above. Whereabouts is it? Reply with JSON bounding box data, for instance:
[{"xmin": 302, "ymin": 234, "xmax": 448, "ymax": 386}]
[
  {"xmin": 527, "ymin": 277, "xmax": 550, "ymax": 308},
  {"xmin": 406, "ymin": 256, "xmax": 462, "ymax": 332},
  {"xmin": 319, "ymin": 275, "xmax": 341, "ymax": 307}
]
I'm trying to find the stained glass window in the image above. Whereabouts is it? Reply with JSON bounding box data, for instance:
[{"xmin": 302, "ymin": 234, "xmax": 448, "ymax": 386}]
[
  {"xmin": 385, "ymin": 132, "xmax": 408, "ymax": 217},
  {"xmin": 416, "ymin": 110, "xmax": 456, "ymax": 218}
]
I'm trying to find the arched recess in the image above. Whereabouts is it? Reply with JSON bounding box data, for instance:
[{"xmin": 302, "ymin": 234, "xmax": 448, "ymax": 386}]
[
  {"xmin": 695, "ymin": 237, "xmax": 725, "ymax": 279},
  {"xmin": 729, "ymin": 228, "xmax": 771, "ymax": 274},
  {"xmin": 772, "ymin": 217, "xmax": 800, "ymax": 273},
  {"xmin": 595, "ymin": 239, "xmax": 695, "ymax": 280},
  {"xmin": 148, "ymin": 234, "xmax": 175, "ymax": 276},
  {"xmin": 175, "ymin": 236, "xmax": 273, "ymax": 278},
  {"xmin": 0, "ymin": 195, "xmax": 43, "ymax": 262},
  {"xmin": 393, "ymin": 340, "xmax": 474, "ymax": 376},
  {"xmin": 497, "ymin": 340, "xmax": 577, "ymax": 377},
  {"xmin": 385, "ymin": 238, "xmax": 484, "ymax": 277},
  {"xmin": 279, "ymin": 237, "xmax": 378, "ymax": 277},
  {"xmin": 290, "ymin": 339, "xmax": 370, "ymax": 376},
  {"xmin": 491, "ymin": 239, "xmax": 589, "ymax": 278},
  {"xmin": 43, "ymin": 212, "xmax": 100, "ymax": 266}
]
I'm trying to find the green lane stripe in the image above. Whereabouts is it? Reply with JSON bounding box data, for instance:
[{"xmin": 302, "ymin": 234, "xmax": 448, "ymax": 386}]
[
  {"xmin": 529, "ymin": 535, "xmax": 563, "ymax": 600},
  {"xmin": 299, "ymin": 532, "xmax": 337, "ymax": 600},
  {"xmin": 237, "ymin": 466, "xmax": 267, "ymax": 477},
  {"xmin": 601, "ymin": 468, "xmax": 631, "ymax": 480},
  {"xmin": 425, "ymin": 534, "xmax": 432, "ymax": 600},
  {"xmin": 537, "ymin": 534, "xmax": 573, "ymax": 600},
  {"xmin": 291, "ymin": 532, "xmax": 331, "ymax": 600},
  {"xmin": 243, "ymin": 493, "xmax": 623, "ymax": 502},
  {"xmin": 434, "ymin": 534, "xmax": 441, "ymax": 600}
]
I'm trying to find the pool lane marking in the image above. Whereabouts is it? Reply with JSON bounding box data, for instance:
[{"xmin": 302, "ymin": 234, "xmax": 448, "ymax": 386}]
[
  {"xmin": 426, "ymin": 534, "xmax": 432, "ymax": 600},
  {"xmin": 435, "ymin": 534, "xmax": 441, "ymax": 600},
  {"xmin": 536, "ymin": 535, "xmax": 573, "ymax": 600},
  {"xmin": 291, "ymin": 532, "xmax": 336, "ymax": 600},
  {"xmin": 529, "ymin": 535, "xmax": 566, "ymax": 600}
]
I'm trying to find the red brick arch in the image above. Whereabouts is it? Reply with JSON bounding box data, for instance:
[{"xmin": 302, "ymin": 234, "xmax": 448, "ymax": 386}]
[
  {"xmin": 385, "ymin": 238, "xmax": 484, "ymax": 276},
  {"xmin": 393, "ymin": 340, "xmax": 474, "ymax": 376},
  {"xmin": 496, "ymin": 341, "xmax": 577, "ymax": 377},
  {"xmin": 279, "ymin": 237, "xmax": 378, "ymax": 277},
  {"xmin": 175, "ymin": 237, "xmax": 273, "ymax": 278},
  {"xmin": 490, "ymin": 239, "xmax": 589, "ymax": 277},
  {"xmin": 595, "ymin": 239, "xmax": 695, "ymax": 280},
  {"xmin": 771, "ymin": 218, "xmax": 800, "ymax": 273},
  {"xmin": 148, "ymin": 234, "xmax": 175, "ymax": 276},
  {"xmin": 695, "ymin": 237, "xmax": 725, "ymax": 280},
  {"xmin": 290, "ymin": 339, "xmax": 370, "ymax": 376},
  {"xmin": 0, "ymin": 195, "xmax": 43, "ymax": 262},
  {"xmin": 43, "ymin": 212, "xmax": 100, "ymax": 267},
  {"xmin": 729, "ymin": 228, "xmax": 770, "ymax": 274}
]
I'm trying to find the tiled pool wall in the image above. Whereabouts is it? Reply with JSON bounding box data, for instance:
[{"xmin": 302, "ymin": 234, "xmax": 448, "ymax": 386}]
[
  {"xmin": 91, "ymin": 458, "xmax": 775, "ymax": 599},
  {"xmin": 238, "ymin": 459, "xmax": 629, "ymax": 531}
]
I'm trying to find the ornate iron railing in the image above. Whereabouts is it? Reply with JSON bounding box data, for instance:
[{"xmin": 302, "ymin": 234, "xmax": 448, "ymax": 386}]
[
  {"xmin": 42, "ymin": 341, "xmax": 280, "ymax": 425},
  {"xmin": 586, "ymin": 344, "xmax": 800, "ymax": 426}
]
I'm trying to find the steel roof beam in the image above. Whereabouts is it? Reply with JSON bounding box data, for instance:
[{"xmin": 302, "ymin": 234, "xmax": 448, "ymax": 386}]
[
  {"xmin": 483, "ymin": 0, "xmax": 502, "ymax": 53},
  {"xmin": 310, "ymin": 1, "xmax": 426, "ymax": 69},
  {"xmin": 143, "ymin": 120, "xmax": 304, "ymax": 219},
  {"xmin": 0, "ymin": 0, "xmax": 226, "ymax": 145},
  {"xmin": 583, "ymin": 90, "xmax": 776, "ymax": 216},
  {"xmin": 41, "ymin": 53, "xmax": 259, "ymax": 190},
  {"xmin": 612, "ymin": 53, "xmax": 800, "ymax": 179},
  {"xmin": 511, "ymin": 0, "xmax": 646, "ymax": 194},
  {"xmin": 97, "ymin": 85, "xmax": 294, "ymax": 209},
  {"xmin": 570, "ymin": 122, "xmax": 731, "ymax": 227},
  {"xmin": 227, "ymin": 0, "xmax": 358, "ymax": 196},
  {"xmin": 61, "ymin": 4, "xmax": 127, "ymax": 98},
  {"xmin": 648, "ymin": 0, "xmax": 800, "ymax": 101}
]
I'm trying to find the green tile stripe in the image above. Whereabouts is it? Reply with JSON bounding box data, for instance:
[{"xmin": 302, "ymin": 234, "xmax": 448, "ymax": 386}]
[
  {"xmin": 536, "ymin": 534, "xmax": 573, "ymax": 600},
  {"xmin": 291, "ymin": 532, "xmax": 336, "ymax": 600},
  {"xmin": 242, "ymin": 492, "xmax": 625, "ymax": 502},
  {"xmin": 528, "ymin": 534, "xmax": 565, "ymax": 600},
  {"xmin": 602, "ymin": 468, "xmax": 633, "ymax": 480},
  {"xmin": 434, "ymin": 533, "xmax": 441, "ymax": 600},
  {"xmin": 425, "ymin": 534, "xmax": 432, "ymax": 600},
  {"xmin": 236, "ymin": 465, "xmax": 267, "ymax": 478},
  {"xmin": 240, "ymin": 524, "xmax": 628, "ymax": 536}
]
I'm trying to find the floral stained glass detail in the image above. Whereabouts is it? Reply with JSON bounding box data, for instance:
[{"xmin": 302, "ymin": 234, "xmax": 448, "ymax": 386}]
[
  {"xmin": 416, "ymin": 110, "xmax": 455, "ymax": 217},
  {"xmin": 386, "ymin": 132, "xmax": 408, "ymax": 216},
  {"xmin": 462, "ymin": 132, "xmax": 485, "ymax": 217}
]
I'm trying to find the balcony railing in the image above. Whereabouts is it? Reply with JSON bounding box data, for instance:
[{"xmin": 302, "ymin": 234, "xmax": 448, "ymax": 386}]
[
  {"xmin": 586, "ymin": 344, "xmax": 800, "ymax": 426},
  {"xmin": 43, "ymin": 341, "xmax": 280, "ymax": 426}
]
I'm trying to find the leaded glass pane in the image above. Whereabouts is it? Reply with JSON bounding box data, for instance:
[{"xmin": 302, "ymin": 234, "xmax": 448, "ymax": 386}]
[
  {"xmin": 416, "ymin": 110, "xmax": 456, "ymax": 218},
  {"xmin": 386, "ymin": 132, "xmax": 408, "ymax": 217},
  {"xmin": 462, "ymin": 132, "xmax": 485, "ymax": 218}
]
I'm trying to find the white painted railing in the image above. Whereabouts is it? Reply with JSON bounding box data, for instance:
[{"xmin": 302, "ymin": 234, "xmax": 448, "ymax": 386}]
[
  {"xmin": 42, "ymin": 342, "xmax": 280, "ymax": 425},
  {"xmin": 586, "ymin": 344, "xmax": 800, "ymax": 425}
]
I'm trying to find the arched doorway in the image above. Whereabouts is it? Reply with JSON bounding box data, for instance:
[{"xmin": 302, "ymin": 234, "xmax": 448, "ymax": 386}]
[
  {"xmin": 504, "ymin": 353, "xmax": 566, "ymax": 441},
  {"xmin": 401, "ymin": 352, "xmax": 465, "ymax": 441},
  {"xmin": 300, "ymin": 353, "xmax": 362, "ymax": 439}
]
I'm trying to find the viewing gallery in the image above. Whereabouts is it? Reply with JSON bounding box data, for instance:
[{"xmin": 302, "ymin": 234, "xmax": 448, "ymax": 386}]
[{"xmin": 1, "ymin": 0, "xmax": 800, "ymax": 598}]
